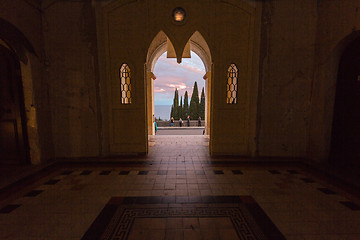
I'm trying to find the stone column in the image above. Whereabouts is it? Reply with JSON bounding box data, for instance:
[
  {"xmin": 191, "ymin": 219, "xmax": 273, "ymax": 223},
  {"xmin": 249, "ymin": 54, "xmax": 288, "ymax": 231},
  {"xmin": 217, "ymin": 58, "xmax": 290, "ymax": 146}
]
[
  {"xmin": 146, "ymin": 72, "xmax": 156, "ymax": 135},
  {"xmin": 204, "ymin": 71, "xmax": 211, "ymax": 135}
]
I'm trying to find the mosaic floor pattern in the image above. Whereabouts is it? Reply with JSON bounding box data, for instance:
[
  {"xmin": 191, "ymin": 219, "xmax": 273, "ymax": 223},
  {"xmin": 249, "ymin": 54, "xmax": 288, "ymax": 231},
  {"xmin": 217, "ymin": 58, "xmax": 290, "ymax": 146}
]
[{"xmin": 82, "ymin": 196, "xmax": 286, "ymax": 240}]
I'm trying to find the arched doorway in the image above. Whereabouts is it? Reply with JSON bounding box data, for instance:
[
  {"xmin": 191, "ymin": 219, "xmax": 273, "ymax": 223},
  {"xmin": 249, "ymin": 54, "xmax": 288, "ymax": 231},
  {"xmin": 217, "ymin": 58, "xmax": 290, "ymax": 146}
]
[
  {"xmin": 153, "ymin": 51, "xmax": 206, "ymax": 134},
  {"xmin": 99, "ymin": 0, "xmax": 258, "ymax": 156},
  {"xmin": 0, "ymin": 45, "xmax": 29, "ymax": 163},
  {"xmin": 330, "ymin": 37, "xmax": 360, "ymax": 164},
  {"xmin": 145, "ymin": 31, "xmax": 212, "ymax": 139}
]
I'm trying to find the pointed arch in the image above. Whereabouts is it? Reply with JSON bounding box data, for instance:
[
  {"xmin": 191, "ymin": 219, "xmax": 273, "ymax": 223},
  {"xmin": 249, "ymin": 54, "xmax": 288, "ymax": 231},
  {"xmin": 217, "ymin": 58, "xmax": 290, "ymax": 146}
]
[
  {"xmin": 146, "ymin": 31, "xmax": 168, "ymax": 72},
  {"xmin": 0, "ymin": 18, "xmax": 37, "ymax": 64},
  {"xmin": 146, "ymin": 30, "xmax": 212, "ymax": 72},
  {"xmin": 309, "ymin": 30, "xmax": 360, "ymax": 161},
  {"xmin": 0, "ymin": 21, "xmax": 41, "ymax": 164},
  {"xmin": 330, "ymin": 35, "xmax": 360, "ymax": 163},
  {"xmin": 119, "ymin": 63, "xmax": 132, "ymax": 104},
  {"xmin": 188, "ymin": 31, "xmax": 212, "ymax": 72},
  {"xmin": 226, "ymin": 63, "xmax": 239, "ymax": 104},
  {"xmin": 145, "ymin": 29, "xmax": 213, "ymax": 136}
]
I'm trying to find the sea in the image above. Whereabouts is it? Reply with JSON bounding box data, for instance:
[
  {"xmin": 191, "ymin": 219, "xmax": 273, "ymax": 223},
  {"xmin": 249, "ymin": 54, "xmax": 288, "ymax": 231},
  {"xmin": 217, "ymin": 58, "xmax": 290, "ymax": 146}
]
[{"xmin": 154, "ymin": 105, "xmax": 172, "ymax": 121}]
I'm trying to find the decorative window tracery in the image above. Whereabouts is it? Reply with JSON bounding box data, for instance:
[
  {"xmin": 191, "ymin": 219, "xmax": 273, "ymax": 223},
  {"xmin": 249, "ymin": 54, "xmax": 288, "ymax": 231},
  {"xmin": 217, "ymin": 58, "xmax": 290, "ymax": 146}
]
[
  {"xmin": 119, "ymin": 63, "xmax": 132, "ymax": 104},
  {"xmin": 226, "ymin": 63, "xmax": 238, "ymax": 104}
]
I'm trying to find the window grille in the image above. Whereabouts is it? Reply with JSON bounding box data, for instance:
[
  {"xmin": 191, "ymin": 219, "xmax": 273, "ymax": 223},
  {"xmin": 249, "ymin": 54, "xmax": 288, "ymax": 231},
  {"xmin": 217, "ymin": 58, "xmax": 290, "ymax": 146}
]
[
  {"xmin": 226, "ymin": 63, "xmax": 238, "ymax": 104},
  {"xmin": 119, "ymin": 63, "xmax": 132, "ymax": 104}
]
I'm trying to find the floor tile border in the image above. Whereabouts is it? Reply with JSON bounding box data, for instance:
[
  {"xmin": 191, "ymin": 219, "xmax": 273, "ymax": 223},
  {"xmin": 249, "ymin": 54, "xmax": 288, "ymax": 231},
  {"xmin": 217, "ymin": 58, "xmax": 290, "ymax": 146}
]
[{"xmin": 81, "ymin": 195, "xmax": 286, "ymax": 240}]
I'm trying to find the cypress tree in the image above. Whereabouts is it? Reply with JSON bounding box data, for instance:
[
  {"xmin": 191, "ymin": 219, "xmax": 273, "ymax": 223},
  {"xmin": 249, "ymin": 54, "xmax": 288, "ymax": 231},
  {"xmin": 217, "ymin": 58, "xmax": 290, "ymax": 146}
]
[
  {"xmin": 200, "ymin": 87, "xmax": 205, "ymax": 119},
  {"xmin": 179, "ymin": 96, "xmax": 183, "ymax": 120},
  {"xmin": 188, "ymin": 81, "xmax": 200, "ymax": 119},
  {"xmin": 170, "ymin": 88, "xmax": 180, "ymax": 119},
  {"xmin": 170, "ymin": 105, "xmax": 174, "ymax": 120},
  {"xmin": 183, "ymin": 91, "xmax": 189, "ymax": 119},
  {"xmin": 174, "ymin": 88, "xmax": 179, "ymax": 119}
]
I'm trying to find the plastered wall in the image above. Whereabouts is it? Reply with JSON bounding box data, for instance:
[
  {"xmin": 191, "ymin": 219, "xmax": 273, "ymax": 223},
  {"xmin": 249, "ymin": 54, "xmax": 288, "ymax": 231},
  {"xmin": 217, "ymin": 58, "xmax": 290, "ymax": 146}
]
[
  {"xmin": 258, "ymin": 0, "xmax": 317, "ymax": 158},
  {"xmin": 42, "ymin": 0, "xmax": 100, "ymax": 158}
]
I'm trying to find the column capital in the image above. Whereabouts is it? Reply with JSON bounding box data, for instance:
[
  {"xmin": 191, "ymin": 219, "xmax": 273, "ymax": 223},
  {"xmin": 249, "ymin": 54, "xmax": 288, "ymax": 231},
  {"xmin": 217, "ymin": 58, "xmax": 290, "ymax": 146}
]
[
  {"xmin": 203, "ymin": 71, "xmax": 211, "ymax": 80},
  {"xmin": 147, "ymin": 71, "xmax": 156, "ymax": 80}
]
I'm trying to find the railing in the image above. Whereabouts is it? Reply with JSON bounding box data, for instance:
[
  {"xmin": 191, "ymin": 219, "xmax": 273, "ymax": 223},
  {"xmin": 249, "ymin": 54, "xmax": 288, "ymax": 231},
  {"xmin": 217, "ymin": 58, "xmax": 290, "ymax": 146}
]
[{"xmin": 156, "ymin": 120, "xmax": 204, "ymax": 127}]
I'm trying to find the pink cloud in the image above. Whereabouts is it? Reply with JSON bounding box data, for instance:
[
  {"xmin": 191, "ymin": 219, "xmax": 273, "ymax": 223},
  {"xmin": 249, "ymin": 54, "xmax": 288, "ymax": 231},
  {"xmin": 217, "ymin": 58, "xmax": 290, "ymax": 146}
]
[
  {"xmin": 154, "ymin": 88, "xmax": 165, "ymax": 93},
  {"xmin": 153, "ymin": 51, "xmax": 206, "ymax": 105}
]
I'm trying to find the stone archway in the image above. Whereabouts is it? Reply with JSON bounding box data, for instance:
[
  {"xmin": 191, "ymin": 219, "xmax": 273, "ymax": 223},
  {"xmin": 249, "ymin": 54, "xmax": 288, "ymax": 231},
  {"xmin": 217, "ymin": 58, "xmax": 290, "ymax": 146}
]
[
  {"xmin": 309, "ymin": 31, "xmax": 360, "ymax": 162},
  {"xmin": 0, "ymin": 45, "xmax": 29, "ymax": 163},
  {"xmin": 97, "ymin": 0, "xmax": 259, "ymax": 156},
  {"xmin": 145, "ymin": 30, "xmax": 212, "ymax": 137},
  {"xmin": 330, "ymin": 37, "xmax": 360, "ymax": 164},
  {"xmin": 0, "ymin": 19, "xmax": 41, "ymax": 164}
]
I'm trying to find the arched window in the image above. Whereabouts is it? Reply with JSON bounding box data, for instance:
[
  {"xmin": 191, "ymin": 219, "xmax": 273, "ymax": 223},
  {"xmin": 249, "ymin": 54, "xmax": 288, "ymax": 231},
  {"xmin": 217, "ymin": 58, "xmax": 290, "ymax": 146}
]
[
  {"xmin": 226, "ymin": 63, "xmax": 238, "ymax": 104},
  {"xmin": 119, "ymin": 63, "xmax": 132, "ymax": 104}
]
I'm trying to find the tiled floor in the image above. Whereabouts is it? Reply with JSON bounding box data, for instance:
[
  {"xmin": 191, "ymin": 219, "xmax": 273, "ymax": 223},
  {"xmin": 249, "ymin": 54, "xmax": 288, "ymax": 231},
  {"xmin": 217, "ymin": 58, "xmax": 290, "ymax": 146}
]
[{"xmin": 0, "ymin": 135, "xmax": 360, "ymax": 239}]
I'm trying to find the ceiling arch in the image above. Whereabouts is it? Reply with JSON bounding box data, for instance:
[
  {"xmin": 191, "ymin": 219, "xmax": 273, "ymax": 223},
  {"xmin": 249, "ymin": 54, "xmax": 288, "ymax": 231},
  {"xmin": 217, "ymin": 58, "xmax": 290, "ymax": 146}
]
[
  {"xmin": 146, "ymin": 30, "xmax": 212, "ymax": 72},
  {"xmin": 0, "ymin": 18, "xmax": 37, "ymax": 64}
]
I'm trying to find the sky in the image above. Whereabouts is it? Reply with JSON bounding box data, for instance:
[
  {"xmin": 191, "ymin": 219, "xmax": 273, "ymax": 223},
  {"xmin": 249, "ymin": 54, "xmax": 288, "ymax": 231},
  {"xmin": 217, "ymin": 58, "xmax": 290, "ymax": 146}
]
[{"xmin": 153, "ymin": 51, "xmax": 206, "ymax": 105}]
